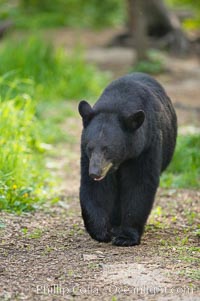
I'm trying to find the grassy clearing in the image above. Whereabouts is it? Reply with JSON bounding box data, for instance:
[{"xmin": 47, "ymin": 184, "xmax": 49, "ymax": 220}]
[
  {"xmin": 161, "ymin": 134, "xmax": 200, "ymax": 189},
  {"xmin": 0, "ymin": 36, "xmax": 108, "ymax": 212}
]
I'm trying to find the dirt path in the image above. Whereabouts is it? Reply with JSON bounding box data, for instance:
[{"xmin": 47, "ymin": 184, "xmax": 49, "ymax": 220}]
[
  {"xmin": 0, "ymin": 107, "xmax": 199, "ymax": 300},
  {"xmin": 0, "ymin": 133, "xmax": 200, "ymax": 301},
  {"xmin": 1, "ymin": 28, "xmax": 200, "ymax": 300}
]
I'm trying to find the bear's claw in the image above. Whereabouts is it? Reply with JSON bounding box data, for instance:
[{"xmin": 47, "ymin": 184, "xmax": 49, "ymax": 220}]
[
  {"xmin": 112, "ymin": 236, "xmax": 140, "ymax": 246},
  {"xmin": 112, "ymin": 227, "xmax": 141, "ymax": 246},
  {"xmin": 90, "ymin": 231, "xmax": 112, "ymax": 243}
]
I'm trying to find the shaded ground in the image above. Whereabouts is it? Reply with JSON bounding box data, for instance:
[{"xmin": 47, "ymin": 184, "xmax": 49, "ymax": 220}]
[
  {"xmin": 44, "ymin": 27, "xmax": 200, "ymax": 127},
  {"xmin": 0, "ymin": 28, "xmax": 200, "ymax": 300}
]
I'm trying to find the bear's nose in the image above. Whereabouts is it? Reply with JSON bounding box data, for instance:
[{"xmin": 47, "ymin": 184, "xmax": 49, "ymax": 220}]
[
  {"xmin": 89, "ymin": 166, "xmax": 103, "ymax": 180},
  {"xmin": 89, "ymin": 153, "xmax": 103, "ymax": 180},
  {"xmin": 89, "ymin": 172, "xmax": 101, "ymax": 180}
]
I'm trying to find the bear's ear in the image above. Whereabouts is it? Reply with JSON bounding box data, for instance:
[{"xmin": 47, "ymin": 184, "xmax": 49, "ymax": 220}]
[
  {"xmin": 78, "ymin": 100, "xmax": 94, "ymax": 127},
  {"xmin": 123, "ymin": 110, "xmax": 145, "ymax": 131}
]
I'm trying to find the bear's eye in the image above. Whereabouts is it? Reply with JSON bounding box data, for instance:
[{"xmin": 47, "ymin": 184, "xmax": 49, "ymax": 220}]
[
  {"xmin": 102, "ymin": 146, "xmax": 108, "ymax": 153},
  {"xmin": 87, "ymin": 145, "xmax": 93, "ymax": 156}
]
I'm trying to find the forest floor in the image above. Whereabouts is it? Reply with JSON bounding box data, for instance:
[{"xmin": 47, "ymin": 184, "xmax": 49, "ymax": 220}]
[{"xmin": 0, "ymin": 28, "xmax": 200, "ymax": 300}]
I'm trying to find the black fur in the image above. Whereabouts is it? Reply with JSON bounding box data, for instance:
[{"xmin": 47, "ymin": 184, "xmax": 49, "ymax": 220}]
[{"xmin": 78, "ymin": 73, "xmax": 177, "ymax": 246}]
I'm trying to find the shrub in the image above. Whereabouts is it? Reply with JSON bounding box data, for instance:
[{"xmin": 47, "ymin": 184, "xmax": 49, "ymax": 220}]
[
  {"xmin": 0, "ymin": 36, "xmax": 109, "ymax": 212},
  {"xmin": 0, "ymin": 91, "xmax": 49, "ymax": 212}
]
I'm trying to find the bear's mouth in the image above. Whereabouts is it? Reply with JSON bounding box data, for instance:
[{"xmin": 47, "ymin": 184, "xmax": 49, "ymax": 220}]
[
  {"xmin": 93, "ymin": 175, "xmax": 105, "ymax": 181},
  {"xmin": 90, "ymin": 162, "xmax": 113, "ymax": 181}
]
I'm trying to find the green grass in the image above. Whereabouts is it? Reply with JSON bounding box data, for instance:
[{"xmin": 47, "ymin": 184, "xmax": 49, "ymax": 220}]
[
  {"xmin": 0, "ymin": 0, "xmax": 125, "ymax": 29},
  {"xmin": 0, "ymin": 36, "xmax": 109, "ymax": 212},
  {"xmin": 167, "ymin": 0, "xmax": 200, "ymax": 30},
  {"xmin": 0, "ymin": 93, "xmax": 50, "ymax": 212},
  {"xmin": 132, "ymin": 50, "xmax": 166, "ymax": 75},
  {"xmin": 0, "ymin": 36, "xmax": 108, "ymax": 102},
  {"xmin": 161, "ymin": 134, "xmax": 200, "ymax": 188}
]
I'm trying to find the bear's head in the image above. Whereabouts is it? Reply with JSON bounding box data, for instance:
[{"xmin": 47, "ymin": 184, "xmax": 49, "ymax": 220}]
[{"xmin": 79, "ymin": 100, "xmax": 145, "ymax": 181}]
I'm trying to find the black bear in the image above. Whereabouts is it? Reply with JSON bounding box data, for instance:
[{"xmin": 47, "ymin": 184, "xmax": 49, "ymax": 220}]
[{"xmin": 78, "ymin": 73, "xmax": 177, "ymax": 246}]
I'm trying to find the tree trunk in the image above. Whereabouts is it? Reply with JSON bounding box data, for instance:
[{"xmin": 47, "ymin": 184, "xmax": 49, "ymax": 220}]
[
  {"xmin": 0, "ymin": 21, "xmax": 13, "ymax": 39},
  {"xmin": 128, "ymin": 0, "xmax": 148, "ymax": 61},
  {"xmin": 109, "ymin": 0, "xmax": 190, "ymax": 56},
  {"xmin": 142, "ymin": 0, "xmax": 190, "ymax": 55}
]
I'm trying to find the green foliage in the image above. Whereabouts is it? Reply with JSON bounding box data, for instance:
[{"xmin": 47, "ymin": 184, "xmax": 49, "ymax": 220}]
[
  {"xmin": 161, "ymin": 134, "xmax": 200, "ymax": 188},
  {"xmin": 0, "ymin": 36, "xmax": 108, "ymax": 212},
  {"xmin": 0, "ymin": 36, "xmax": 108, "ymax": 101},
  {"xmin": 0, "ymin": 0, "xmax": 124, "ymax": 29},
  {"xmin": 0, "ymin": 91, "xmax": 50, "ymax": 212},
  {"xmin": 167, "ymin": 0, "xmax": 200, "ymax": 11},
  {"xmin": 167, "ymin": 0, "xmax": 200, "ymax": 29}
]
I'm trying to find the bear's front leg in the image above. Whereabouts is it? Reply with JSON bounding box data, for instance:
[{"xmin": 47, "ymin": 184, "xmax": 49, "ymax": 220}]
[
  {"xmin": 81, "ymin": 199, "xmax": 111, "ymax": 243},
  {"xmin": 80, "ymin": 154, "xmax": 117, "ymax": 242},
  {"xmin": 112, "ymin": 154, "xmax": 160, "ymax": 247}
]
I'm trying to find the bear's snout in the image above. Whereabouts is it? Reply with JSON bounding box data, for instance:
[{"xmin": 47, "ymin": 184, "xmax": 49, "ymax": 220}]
[
  {"xmin": 89, "ymin": 153, "xmax": 113, "ymax": 181},
  {"xmin": 89, "ymin": 167, "xmax": 102, "ymax": 181}
]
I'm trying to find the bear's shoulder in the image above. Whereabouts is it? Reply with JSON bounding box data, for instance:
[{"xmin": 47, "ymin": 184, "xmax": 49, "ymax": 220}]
[
  {"xmin": 108, "ymin": 73, "xmax": 166, "ymax": 95},
  {"xmin": 94, "ymin": 73, "xmax": 164, "ymax": 113}
]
